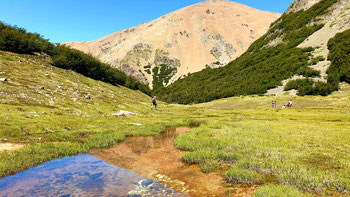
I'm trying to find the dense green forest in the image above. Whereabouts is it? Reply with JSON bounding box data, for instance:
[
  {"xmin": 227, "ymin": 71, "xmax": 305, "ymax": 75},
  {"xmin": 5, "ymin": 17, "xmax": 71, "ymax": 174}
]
[
  {"xmin": 0, "ymin": 21, "xmax": 150, "ymax": 95},
  {"xmin": 154, "ymin": 0, "xmax": 339, "ymax": 104}
]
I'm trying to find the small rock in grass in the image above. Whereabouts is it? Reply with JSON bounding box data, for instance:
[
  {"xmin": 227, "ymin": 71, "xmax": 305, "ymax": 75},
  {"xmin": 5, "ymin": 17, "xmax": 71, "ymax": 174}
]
[
  {"xmin": 0, "ymin": 72, "xmax": 5, "ymax": 75},
  {"xmin": 131, "ymin": 123, "xmax": 142, "ymax": 126},
  {"xmin": 112, "ymin": 110, "xmax": 136, "ymax": 116},
  {"xmin": 0, "ymin": 78, "xmax": 7, "ymax": 82},
  {"xmin": 34, "ymin": 115, "xmax": 40, "ymax": 118}
]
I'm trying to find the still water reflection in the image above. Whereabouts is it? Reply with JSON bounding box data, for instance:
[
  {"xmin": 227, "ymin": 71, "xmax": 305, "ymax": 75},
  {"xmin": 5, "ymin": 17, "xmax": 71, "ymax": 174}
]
[{"xmin": 0, "ymin": 155, "xmax": 187, "ymax": 197}]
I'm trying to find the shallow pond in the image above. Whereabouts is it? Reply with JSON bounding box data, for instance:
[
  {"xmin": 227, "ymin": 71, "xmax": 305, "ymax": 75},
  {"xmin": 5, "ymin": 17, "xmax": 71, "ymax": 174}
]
[
  {"xmin": 90, "ymin": 127, "xmax": 229, "ymax": 197},
  {"xmin": 0, "ymin": 154, "xmax": 187, "ymax": 196},
  {"xmin": 0, "ymin": 127, "xmax": 255, "ymax": 196}
]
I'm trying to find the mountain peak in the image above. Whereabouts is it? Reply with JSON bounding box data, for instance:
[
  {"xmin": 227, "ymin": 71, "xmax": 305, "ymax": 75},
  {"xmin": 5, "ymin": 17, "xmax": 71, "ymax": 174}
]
[{"xmin": 65, "ymin": 2, "xmax": 281, "ymax": 88}]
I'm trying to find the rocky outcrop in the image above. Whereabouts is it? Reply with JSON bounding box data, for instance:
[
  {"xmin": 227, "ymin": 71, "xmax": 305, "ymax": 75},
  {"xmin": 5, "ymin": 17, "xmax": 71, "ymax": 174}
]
[
  {"xmin": 65, "ymin": 0, "xmax": 280, "ymax": 88},
  {"xmin": 285, "ymin": 0, "xmax": 322, "ymax": 14}
]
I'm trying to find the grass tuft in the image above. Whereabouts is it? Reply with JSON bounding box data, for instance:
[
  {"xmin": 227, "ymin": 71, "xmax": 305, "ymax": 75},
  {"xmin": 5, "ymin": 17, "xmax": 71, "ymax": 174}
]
[
  {"xmin": 252, "ymin": 184, "xmax": 312, "ymax": 197},
  {"xmin": 226, "ymin": 166, "xmax": 264, "ymax": 184}
]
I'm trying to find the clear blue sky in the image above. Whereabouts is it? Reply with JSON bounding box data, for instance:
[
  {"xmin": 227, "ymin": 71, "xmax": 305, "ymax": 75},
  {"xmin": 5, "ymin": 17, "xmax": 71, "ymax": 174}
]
[{"xmin": 0, "ymin": 0, "xmax": 293, "ymax": 43}]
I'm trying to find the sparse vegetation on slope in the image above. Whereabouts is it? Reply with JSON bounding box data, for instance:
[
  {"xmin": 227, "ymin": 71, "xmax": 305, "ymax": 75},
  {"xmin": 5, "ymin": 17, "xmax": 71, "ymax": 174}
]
[
  {"xmin": 154, "ymin": 0, "xmax": 339, "ymax": 104},
  {"xmin": 0, "ymin": 22, "xmax": 150, "ymax": 95},
  {"xmin": 152, "ymin": 64, "xmax": 177, "ymax": 90}
]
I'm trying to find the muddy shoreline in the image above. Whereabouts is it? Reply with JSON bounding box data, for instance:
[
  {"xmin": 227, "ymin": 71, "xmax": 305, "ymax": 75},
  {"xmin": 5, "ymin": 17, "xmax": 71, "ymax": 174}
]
[{"xmin": 90, "ymin": 127, "xmax": 256, "ymax": 197}]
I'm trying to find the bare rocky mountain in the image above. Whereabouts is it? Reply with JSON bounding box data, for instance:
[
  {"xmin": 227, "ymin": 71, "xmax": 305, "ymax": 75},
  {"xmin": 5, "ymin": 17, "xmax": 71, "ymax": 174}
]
[{"xmin": 65, "ymin": 0, "xmax": 280, "ymax": 88}]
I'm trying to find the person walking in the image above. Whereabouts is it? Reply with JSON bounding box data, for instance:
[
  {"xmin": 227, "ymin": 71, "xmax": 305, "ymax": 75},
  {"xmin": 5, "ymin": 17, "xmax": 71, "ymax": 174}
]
[
  {"xmin": 151, "ymin": 96, "xmax": 157, "ymax": 110},
  {"xmin": 289, "ymin": 99, "xmax": 293, "ymax": 108}
]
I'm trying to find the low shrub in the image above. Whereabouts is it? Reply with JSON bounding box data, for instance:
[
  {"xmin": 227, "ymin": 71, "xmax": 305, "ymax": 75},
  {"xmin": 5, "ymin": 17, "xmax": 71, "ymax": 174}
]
[
  {"xmin": 310, "ymin": 56, "xmax": 326, "ymax": 65},
  {"xmin": 297, "ymin": 67, "xmax": 321, "ymax": 77},
  {"xmin": 284, "ymin": 79, "xmax": 314, "ymax": 91}
]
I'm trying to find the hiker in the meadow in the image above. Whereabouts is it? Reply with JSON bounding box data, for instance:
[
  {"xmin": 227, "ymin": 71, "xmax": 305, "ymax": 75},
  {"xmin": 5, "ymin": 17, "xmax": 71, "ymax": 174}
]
[
  {"xmin": 288, "ymin": 99, "xmax": 293, "ymax": 108},
  {"xmin": 272, "ymin": 101, "xmax": 277, "ymax": 108},
  {"xmin": 151, "ymin": 96, "xmax": 157, "ymax": 110}
]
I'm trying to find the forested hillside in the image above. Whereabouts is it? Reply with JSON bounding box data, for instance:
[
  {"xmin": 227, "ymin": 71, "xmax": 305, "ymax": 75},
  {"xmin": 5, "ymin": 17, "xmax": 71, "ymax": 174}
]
[
  {"xmin": 0, "ymin": 22, "xmax": 150, "ymax": 95},
  {"xmin": 154, "ymin": 0, "xmax": 340, "ymax": 104}
]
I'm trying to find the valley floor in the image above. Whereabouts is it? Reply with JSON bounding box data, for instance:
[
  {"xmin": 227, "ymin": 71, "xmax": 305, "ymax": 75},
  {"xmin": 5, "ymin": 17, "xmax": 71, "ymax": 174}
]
[{"xmin": 0, "ymin": 51, "xmax": 349, "ymax": 196}]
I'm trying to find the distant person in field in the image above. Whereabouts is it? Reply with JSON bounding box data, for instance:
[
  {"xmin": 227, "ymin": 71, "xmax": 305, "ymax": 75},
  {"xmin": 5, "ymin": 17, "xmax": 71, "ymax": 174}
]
[
  {"xmin": 272, "ymin": 101, "xmax": 277, "ymax": 108},
  {"xmin": 289, "ymin": 99, "xmax": 293, "ymax": 108},
  {"xmin": 151, "ymin": 96, "xmax": 157, "ymax": 110}
]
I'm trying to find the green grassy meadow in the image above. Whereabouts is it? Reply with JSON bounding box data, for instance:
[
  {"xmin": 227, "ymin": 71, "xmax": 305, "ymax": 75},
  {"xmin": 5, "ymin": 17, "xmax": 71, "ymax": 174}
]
[{"xmin": 0, "ymin": 51, "xmax": 349, "ymax": 196}]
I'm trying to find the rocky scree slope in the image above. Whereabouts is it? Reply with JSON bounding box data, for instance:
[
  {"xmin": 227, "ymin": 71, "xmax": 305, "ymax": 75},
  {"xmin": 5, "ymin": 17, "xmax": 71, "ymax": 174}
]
[{"xmin": 65, "ymin": 0, "xmax": 280, "ymax": 89}]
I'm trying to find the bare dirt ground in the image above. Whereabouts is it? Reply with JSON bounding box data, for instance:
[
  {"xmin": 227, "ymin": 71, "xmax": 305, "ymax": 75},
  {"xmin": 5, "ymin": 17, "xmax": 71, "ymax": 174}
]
[{"xmin": 0, "ymin": 143, "xmax": 24, "ymax": 152}]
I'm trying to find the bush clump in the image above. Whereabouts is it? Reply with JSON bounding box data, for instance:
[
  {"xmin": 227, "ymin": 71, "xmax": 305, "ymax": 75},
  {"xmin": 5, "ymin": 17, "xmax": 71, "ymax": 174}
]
[
  {"xmin": 284, "ymin": 79, "xmax": 314, "ymax": 91},
  {"xmin": 327, "ymin": 29, "xmax": 350, "ymax": 84},
  {"xmin": 285, "ymin": 79, "xmax": 338, "ymax": 96},
  {"xmin": 0, "ymin": 21, "xmax": 54, "ymax": 55},
  {"xmin": 297, "ymin": 67, "xmax": 321, "ymax": 77},
  {"xmin": 310, "ymin": 56, "xmax": 326, "ymax": 65}
]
